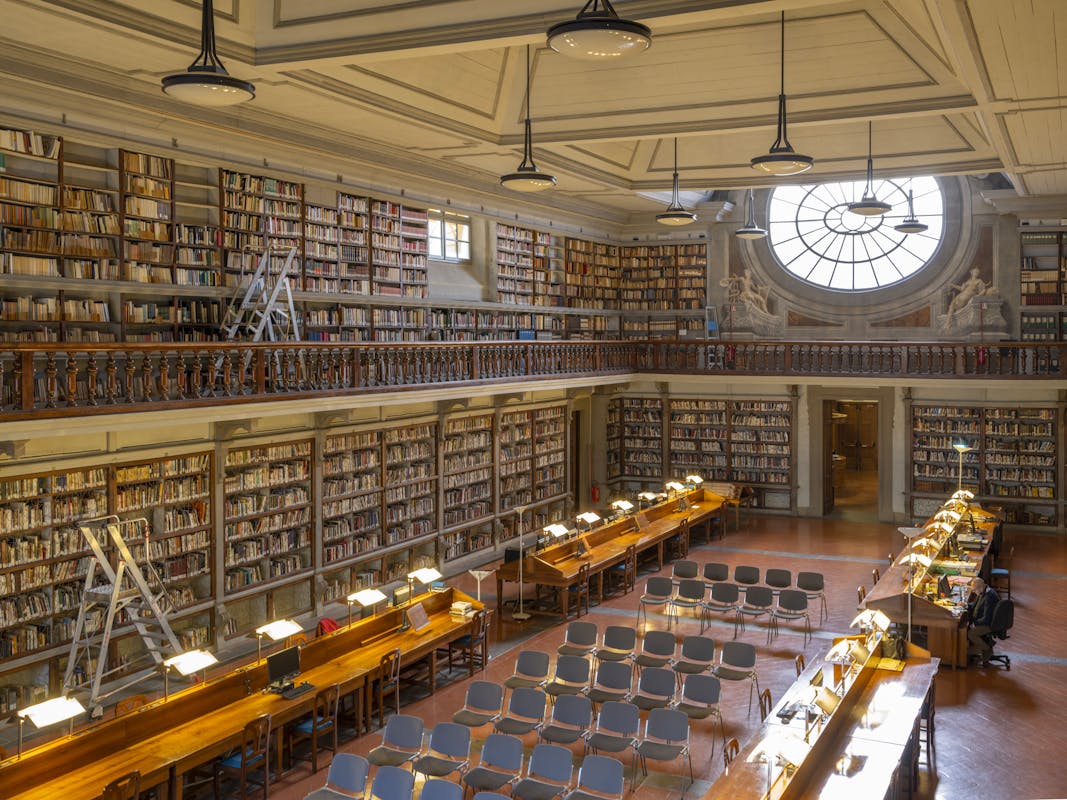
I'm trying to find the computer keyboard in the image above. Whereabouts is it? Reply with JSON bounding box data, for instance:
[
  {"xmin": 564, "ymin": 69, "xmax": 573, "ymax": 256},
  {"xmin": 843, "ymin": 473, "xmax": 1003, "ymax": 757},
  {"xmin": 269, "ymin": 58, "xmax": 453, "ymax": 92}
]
[{"xmin": 281, "ymin": 681, "xmax": 315, "ymax": 700}]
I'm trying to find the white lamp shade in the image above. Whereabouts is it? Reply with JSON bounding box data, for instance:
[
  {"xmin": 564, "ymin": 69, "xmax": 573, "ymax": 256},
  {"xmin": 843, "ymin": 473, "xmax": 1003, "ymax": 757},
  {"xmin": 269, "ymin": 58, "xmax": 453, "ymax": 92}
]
[
  {"xmin": 935, "ymin": 509, "xmax": 961, "ymax": 522},
  {"xmin": 951, "ymin": 489, "xmax": 975, "ymax": 501},
  {"xmin": 543, "ymin": 523, "xmax": 570, "ymax": 538},
  {"xmin": 849, "ymin": 609, "xmax": 891, "ymax": 632},
  {"xmin": 665, "ymin": 481, "xmax": 685, "ymax": 493},
  {"xmin": 18, "ymin": 696, "xmax": 85, "ymax": 728},
  {"xmin": 638, "ymin": 491, "xmax": 659, "ymax": 501},
  {"xmin": 898, "ymin": 526, "xmax": 925, "ymax": 539},
  {"xmin": 255, "ymin": 619, "xmax": 302, "ymax": 640},
  {"xmin": 164, "ymin": 649, "xmax": 218, "ymax": 675},
  {"xmin": 952, "ymin": 443, "xmax": 974, "ymax": 454},
  {"xmin": 910, "ymin": 537, "xmax": 939, "ymax": 551},
  {"xmin": 611, "ymin": 499, "xmax": 634, "ymax": 511},
  {"xmin": 901, "ymin": 552, "xmax": 933, "ymax": 569},
  {"xmin": 577, "ymin": 511, "xmax": 601, "ymax": 525},
  {"xmin": 408, "ymin": 567, "xmax": 443, "ymax": 584},
  {"xmin": 685, "ymin": 475, "xmax": 704, "ymax": 485},
  {"xmin": 348, "ymin": 588, "xmax": 387, "ymax": 607}
]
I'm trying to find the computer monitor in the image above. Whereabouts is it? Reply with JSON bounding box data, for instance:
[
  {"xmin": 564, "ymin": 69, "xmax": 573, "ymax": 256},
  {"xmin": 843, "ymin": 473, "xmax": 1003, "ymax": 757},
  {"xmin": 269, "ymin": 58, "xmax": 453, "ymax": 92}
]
[{"xmin": 267, "ymin": 645, "xmax": 301, "ymax": 688}]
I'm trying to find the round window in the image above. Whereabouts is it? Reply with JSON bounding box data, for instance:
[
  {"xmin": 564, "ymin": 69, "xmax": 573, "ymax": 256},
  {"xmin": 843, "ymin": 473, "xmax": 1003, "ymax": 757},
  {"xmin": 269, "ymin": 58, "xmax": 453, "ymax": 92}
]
[{"xmin": 767, "ymin": 177, "xmax": 944, "ymax": 291}]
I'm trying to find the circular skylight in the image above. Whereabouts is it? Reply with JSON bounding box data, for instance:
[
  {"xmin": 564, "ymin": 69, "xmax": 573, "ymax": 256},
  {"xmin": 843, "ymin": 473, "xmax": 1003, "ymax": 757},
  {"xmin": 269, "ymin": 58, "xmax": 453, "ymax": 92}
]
[{"xmin": 767, "ymin": 177, "xmax": 944, "ymax": 291}]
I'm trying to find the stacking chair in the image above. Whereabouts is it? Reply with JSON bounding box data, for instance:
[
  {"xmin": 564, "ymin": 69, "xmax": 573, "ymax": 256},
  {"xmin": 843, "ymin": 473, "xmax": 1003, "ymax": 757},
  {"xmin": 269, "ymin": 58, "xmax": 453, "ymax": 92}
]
[
  {"xmin": 368, "ymin": 765, "xmax": 415, "ymax": 800},
  {"xmin": 722, "ymin": 738, "xmax": 740, "ymax": 770},
  {"xmin": 704, "ymin": 582, "xmax": 741, "ymax": 622},
  {"xmin": 632, "ymin": 666, "xmax": 676, "ymax": 711},
  {"xmin": 596, "ymin": 626, "xmax": 636, "ymax": 663},
  {"xmin": 494, "ymin": 686, "xmax": 547, "ymax": 736},
  {"xmin": 441, "ymin": 608, "xmax": 490, "ymax": 676},
  {"xmin": 370, "ymin": 648, "xmax": 401, "ymax": 730},
  {"xmin": 586, "ymin": 659, "xmax": 633, "ymax": 707},
  {"xmin": 453, "ymin": 680, "xmax": 504, "ymax": 728},
  {"xmin": 557, "ymin": 620, "xmax": 598, "ymax": 658},
  {"xmin": 735, "ymin": 585, "xmax": 774, "ymax": 638},
  {"xmin": 564, "ymin": 755, "xmax": 625, "ymax": 800},
  {"xmin": 671, "ymin": 560, "xmax": 699, "ymax": 582},
  {"xmin": 368, "ymin": 713, "xmax": 424, "ymax": 768},
  {"xmin": 758, "ymin": 688, "xmax": 773, "ymax": 721},
  {"xmin": 733, "ymin": 565, "xmax": 760, "ymax": 589},
  {"xmin": 287, "ymin": 683, "xmax": 339, "ymax": 775},
  {"xmin": 796, "ymin": 572, "xmax": 827, "ymax": 622},
  {"xmin": 769, "ymin": 589, "xmax": 812, "ymax": 644},
  {"xmin": 634, "ymin": 708, "xmax": 693, "ymax": 796},
  {"xmin": 420, "ymin": 779, "xmax": 464, "ymax": 800},
  {"xmin": 545, "ymin": 655, "xmax": 592, "ymax": 701},
  {"xmin": 101, "ymin": 771, "xmax": 140, "ymax": 800},
  {"xmin": 675, "ymin": 673, "xmax": 725, "ymax": 750},
  {"xmin": 463, "ymin": 734, "xmax": 524, "ymax": 797},
  {"xmin": 413, "ymin": 721, "xmax": 471, "ymax": 780},
  {"xmin": 713, "ymin": 641, "xmax": 760, "ymax": 713},
  {"xmin": 764, "ymin": 568, "xmax": 792, "ymax": 594},
  {"xmin": 637, "ymin": 577, "xmax": 674, "ymax": 626},
  {"xmin": 505, "ymin": 650, "xmax": 551, "ymax": 692},
  {"xmin": 632, "ymin": 629, "xmax": 676, "ymax": 671},
  {"xmin": 539, "ymin": 693, "xmax": 593, "ymax": 746},
  {"xmin": 585, "ymin": 701, "xmax": 640, "ymax": 766},
  {"xmin": 672, "ymin": 635, "xmax": 716, "ymax": 680},
  {"xmin": 512, "ymin": 743, "xmax": 574, "ymax": 800},
  {"xmin": 702, "ymin": 562, "xmax": 729, "ymax": 587},
  {"xmin": 215, "ymin": 714, "xmax": 270, "ymax": 800},
  {"xmin": 302, "ymin": 753, "xmax": 370, "ymax": 800},
  {"xmin": 669, "ymin": 579, "xmax": 709, "ymax": 632}
]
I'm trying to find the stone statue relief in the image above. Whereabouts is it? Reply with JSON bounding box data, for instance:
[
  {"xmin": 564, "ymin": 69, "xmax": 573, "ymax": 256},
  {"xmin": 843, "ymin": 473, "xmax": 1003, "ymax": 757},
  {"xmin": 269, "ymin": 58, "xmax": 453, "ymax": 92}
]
[
  {"xmin": 720, "ymin": 268, "xmax": 771, "ymax": 315},
  {"xmin": 943, "ymin": 267, "xmax": 997, "ymax": 329}
]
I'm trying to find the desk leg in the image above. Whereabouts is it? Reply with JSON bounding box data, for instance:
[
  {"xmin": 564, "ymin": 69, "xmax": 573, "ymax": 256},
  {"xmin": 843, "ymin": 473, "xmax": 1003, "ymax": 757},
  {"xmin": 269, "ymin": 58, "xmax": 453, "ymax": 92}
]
[
  {"xmin": 430, "ymin": 651, "xmax": 438, "ymax": 694},
  {"xmin": 274, "ymin": 727, "xmax": 284, "ymax": 779},
  {"xmin": 657, "ymin": 542, "xmax": 663, "ymax": 570},
  {"xmin": 364, "ymin": 673, "xmax": 373, "ymax": 735},
  {"xmin": 597, "ymin": 572, "xmax": 604, "ymax": 604},
  {"xmin": 173, "ymin": 770, "xmax": 184, "ymax": 800},
  {"xmin": 496, "ymin": 576, "xmax": 503, "ymax": 614},
  {"xmin": 562, "ymin": 587, "xmax": 570, "ymax": 620}
]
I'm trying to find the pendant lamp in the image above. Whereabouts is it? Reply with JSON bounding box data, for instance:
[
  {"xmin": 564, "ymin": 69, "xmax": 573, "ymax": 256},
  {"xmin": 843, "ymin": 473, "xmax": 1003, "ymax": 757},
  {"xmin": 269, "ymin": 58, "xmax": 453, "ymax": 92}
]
[
  {"xmin": 161, "ymin": 0, "xmax": 255, "ymax": 106},
  {"xmin": 500, "ymin": 45, "xmax": 557, "ymax": 192},
  {"xmin": 894, "ymin": 187, "xmax": 928, "ymax": 233},
  {"xmin": 656, "ymin": 138, "xmax": 696, "ymax": 226},
  {"xmin": 848, "ymin": 121, "xmax": 892, "ymax": 216},
  {"xmin": 735, "ymin": 189, "xmax": 767, "ymax": 239},
  {"xmin": 548, "ymin": 0, "xmax": 651, "ymax": 61},
  {"xmin": 750, "ymin": 12, "xmax": 813, "ymax": 176}
]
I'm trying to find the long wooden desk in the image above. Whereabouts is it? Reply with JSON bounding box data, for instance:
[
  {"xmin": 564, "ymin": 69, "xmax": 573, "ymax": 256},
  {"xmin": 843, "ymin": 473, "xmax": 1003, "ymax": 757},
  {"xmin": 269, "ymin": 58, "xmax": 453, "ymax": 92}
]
[
  {"xmin": 496, "ymin": 489, "xmax": 725, "ymax": 619},
  {"xmin": 864, "ymin": 501, "xmax": 1000, "ymax": 668},
  {"xmin": 707, "ymin": 636, "xmax": 938, "ymax": 800},
  {"xmin": 0, "ymin": 588, "xmax": 478, "ymax": 800}
]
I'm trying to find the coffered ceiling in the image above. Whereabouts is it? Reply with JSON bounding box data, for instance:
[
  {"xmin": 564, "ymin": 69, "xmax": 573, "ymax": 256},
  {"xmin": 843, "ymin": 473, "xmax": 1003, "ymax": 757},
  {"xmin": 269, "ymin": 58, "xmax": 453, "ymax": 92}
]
[{"xmin": 0, "ymin": 0, "xmax": 1063, "ymax": 225}]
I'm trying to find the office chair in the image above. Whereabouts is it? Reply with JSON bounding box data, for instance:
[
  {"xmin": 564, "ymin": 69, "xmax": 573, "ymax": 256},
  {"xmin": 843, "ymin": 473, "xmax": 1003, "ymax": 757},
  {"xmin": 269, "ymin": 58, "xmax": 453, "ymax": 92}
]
[{"xmin": 983, "ymin": 598, "xmax": 1014, "ymax": 669}]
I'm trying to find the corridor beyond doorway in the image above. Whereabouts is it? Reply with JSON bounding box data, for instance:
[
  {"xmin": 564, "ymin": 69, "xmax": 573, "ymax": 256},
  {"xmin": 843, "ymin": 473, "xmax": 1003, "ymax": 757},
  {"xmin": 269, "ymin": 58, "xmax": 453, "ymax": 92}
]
[{"xmin": 828, "ymin": 400, "xmax": 878, "ymax": 521}]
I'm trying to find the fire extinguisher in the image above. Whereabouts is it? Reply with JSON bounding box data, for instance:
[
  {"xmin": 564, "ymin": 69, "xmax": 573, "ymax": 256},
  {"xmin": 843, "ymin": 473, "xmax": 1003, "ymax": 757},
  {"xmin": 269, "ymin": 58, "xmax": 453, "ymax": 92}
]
[{"xmin": 591, "ymin": 483, "xmax": 600, "ymax": 503}]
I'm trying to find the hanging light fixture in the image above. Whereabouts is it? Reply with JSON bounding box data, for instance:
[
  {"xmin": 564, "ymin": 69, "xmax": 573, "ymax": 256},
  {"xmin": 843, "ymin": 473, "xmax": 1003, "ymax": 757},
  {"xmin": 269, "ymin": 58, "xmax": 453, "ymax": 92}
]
[
  {"xmin": 500, "ymin": 45, "xmax": 557, "ymax": 193},
  {"xmin": 656, "ymin": 138, "xmax": 696, "ymax": 226},
  {"xmin": 750, "ymin": 12, "xmax": 813, "ymax": 176},
  {"xmin": 848, "ymin": 121, "xmax": 892, "ymax": 216},
  {"xmin": 162, "ymin": 0, "xmax": 255, "ymax": 106},
  {"xmin": 547, "ymin": 0, "xmax": 651, "ymax": 61},
  {"xmin": 735, "ymin": 189, "xmax": 768, "ymax": 239},
  {"xmin": 894, "ymin": 185, "xmax": 928, "ymax": 234}
]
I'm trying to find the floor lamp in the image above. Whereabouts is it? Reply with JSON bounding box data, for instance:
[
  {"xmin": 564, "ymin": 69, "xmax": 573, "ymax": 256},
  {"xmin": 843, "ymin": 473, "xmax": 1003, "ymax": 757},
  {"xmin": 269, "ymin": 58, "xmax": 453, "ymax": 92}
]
[
  {"xmin": 897, "ymin": 527, "xmax": 924, "ymax": 641},
  {"xmin": 512, "ymin": 505, "xmax": 530, "ymax": 621},
  {"xmin": 953, "ymin": 442, "xmax": 973, "ymax": 492}
]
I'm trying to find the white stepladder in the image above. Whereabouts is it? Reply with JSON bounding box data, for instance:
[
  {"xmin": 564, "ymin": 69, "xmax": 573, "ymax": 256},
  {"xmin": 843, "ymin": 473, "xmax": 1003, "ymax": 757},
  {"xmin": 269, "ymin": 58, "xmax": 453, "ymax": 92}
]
[
  {"xmin": 220, "ymin": 246, "xmax": 302, "ymax": 343},
  {"xmin": 61, "ymin": 516, "xmax": 182, "ymax": 715}
]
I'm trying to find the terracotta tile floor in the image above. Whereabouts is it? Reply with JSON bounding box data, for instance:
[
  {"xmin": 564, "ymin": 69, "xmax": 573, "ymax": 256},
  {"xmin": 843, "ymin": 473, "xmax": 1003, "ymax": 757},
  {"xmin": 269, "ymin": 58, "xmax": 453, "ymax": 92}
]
[{"xmin": 270, "ymin": 512, "xmax": 1065, "ymax": 800}]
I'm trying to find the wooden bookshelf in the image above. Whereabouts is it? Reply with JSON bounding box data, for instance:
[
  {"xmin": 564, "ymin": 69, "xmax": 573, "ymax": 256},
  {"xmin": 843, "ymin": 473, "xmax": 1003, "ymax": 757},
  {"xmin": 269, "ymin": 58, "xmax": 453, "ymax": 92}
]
[
  {"xmin": 441, "ymin": 412, "xmax": 495, "ymax": 561},
  {"xmin": 370, "ymin": 200, "xmax": 428, "ymax": 299},
  {"xmin": 337, "ymin": 192, "xmax": 370, "ymax": 295},
  {"xmin": 120, "ymin": 150, "xmax": 174, "ymax": 287},
  {"xmin": 498, "ymin": 408, "xmax": 534, "ymax": 514},
  {"xmin": 668, "ymin": 399, "xmax": 728, "ymax": 479},
  {"xmin": 606, "ymin": 399, "xmax": 621, "ymax": 481},
  {"xmin": 321, "ymin": 430, "xmax": 382, "ymax": 568},
  {"xmin": 172, "ymin": 160, "xmax": 221, "ymax": 292},
  {"xmin": 533, "ymin": 405, "xmax": 568, "ymax": 502},
  {"xmin": 496, "ymin": 222, "xmax": 535, "ymax": 304},
  {"xmin": 303, "ymin": 202, "xmax": 340, "ymax": 294},
  {"xmin": 533, "ymin": 231, "xmax": 565, "ymax": 308},
  {"xmin": 222, "ymin": 440, "xmax": 314, "ymax": 598},
  {"xmin": 383, "ymin": 422, "xmax": 437, "ymax": 549},
  {"xmin": 220, "ymin": 168, "xmax": 304, "ymax": 288},
  {"xmin": 619, "ymin": 397, "xmax": 664, "ymax": 480},
  {"xmin": 909, "ymin": 403, "xmax": 1058, "ymax": 526},
  {"xmin": 728, "ymin": 399, "xmax": 794, "ymax": 509}
]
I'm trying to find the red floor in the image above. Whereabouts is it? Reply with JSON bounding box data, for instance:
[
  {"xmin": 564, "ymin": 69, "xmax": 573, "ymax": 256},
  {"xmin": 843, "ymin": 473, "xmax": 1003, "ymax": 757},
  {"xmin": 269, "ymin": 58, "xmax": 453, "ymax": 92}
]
[{"xmin": 270, "ymin": 506, "xmax": 1066, "ymax": 800}]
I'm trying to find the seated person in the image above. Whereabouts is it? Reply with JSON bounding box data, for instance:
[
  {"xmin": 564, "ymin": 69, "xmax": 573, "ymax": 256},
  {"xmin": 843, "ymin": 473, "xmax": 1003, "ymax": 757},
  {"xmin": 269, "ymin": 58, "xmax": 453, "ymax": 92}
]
[{"xmin": 966, "ymin": 582, "xmax": 1000, "ymax": 664}]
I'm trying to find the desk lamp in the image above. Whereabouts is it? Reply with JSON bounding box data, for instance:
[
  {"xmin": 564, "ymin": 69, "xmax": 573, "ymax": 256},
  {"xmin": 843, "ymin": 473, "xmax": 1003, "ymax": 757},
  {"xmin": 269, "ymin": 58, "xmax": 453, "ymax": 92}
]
[
  {"xmin": 17, "ymin": 696, "xmax": 85, "ymax": 756},
  {"xmin": 934, "ymin": 509, "xmax": 961, "ymax": 523},
  {"xmin": 610, "ymin": 499, "xmax": 634, "ymax": 516},
  {"xmin": 347, "ymin": 588, "xmax": 387, "ymax": 625},
  {"xmin": 952, "ymin": 442, "xmax": 973, "ymax": 492},
  {"xmin": 407, "ymin": 567, "xmax": 443, "ymax": 600},
  {"xmin": 748, "ymin": 731, "xmax": 810, "ymax": 789},
  {"xmin": 685, "ymin": 474, "xmax": 704, "ymax": 488},
  {"xmin": 909, "ymin": 537, "xmax": 939, "ymax": 552},
  {"xmin": 664, "ymin": 481, "xmax": 685, "ymax": 496},
  {"xmin": 163, "ymin": 649, "xmax": 218, "ymax": 699},
  {"xmin": 637, "ymin": 491, "xmax": 659, "ymax": 509},
  {"xmin": 951, "ymin": 488, "xmax": 975, "ymax": 502},
  {"xmin": 900, "ymin": 551, "xmax": 933, "ymax": 641},
  {"xmin": 544, "ymin": 523, "xmax": 570, "ymax": 540},
  {"xmin": 255, "ymin": 618, "xmax": 302, "ymax": 661},
  {"xmin": 576, "ymin": 511, "xmax": 601, "ymax": 532},
  {"xmin": 849, "ymin": 609, "xmax": 890, "ymax": 635}
]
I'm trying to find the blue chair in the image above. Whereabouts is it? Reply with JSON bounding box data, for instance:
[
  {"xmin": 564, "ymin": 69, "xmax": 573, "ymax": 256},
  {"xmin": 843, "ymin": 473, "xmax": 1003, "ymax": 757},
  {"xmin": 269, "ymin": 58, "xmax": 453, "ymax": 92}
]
[
  {"xmin": 287, "ymin": 684, "xmax": 339, "ymax": 775},
  {"xmin": 539, "ymin": 693, "xmax": 592, "ymax": 746},
  {"xmin": 545, "ymin": 655, "xmax": 591, "ymax": 700},
  {"xmin": 632, "ymin": 666, "xmax": 676, "ymax": 711},
  {"xmin": 672, "ymin": 635, "xmax": 716, "ymax": 679},
  {"xmin": 584, "ymin": 702, "xmax": 639, "ymax": 788},
  {"xmin": 635, "ymin": 708, "xmax": 693, "ymax": 796},
  {"xmin": 713, "ymin": 641, "xmax": 760, "ymax": 713},
  {"xmin": 797, "ymin": 571, "xmax": 827, "ymax": 622},
  {"xmin": 564, "ymin": 754, "xmax": 625, "ymax": 800},
  {"xmin": 301, "ymin": 753, "xmax": 369, "ymax": 800},
  {"xmin": 368, "ymin": 713, "xmax": 424, "ymax": 768},
  {"xmin": 586, "ymin": 660, "xmax": 632, "ymax": 707},
  {"xmin": 463, "ymin": 733, "xmax": 524, "ymax": 797},
  {"xmin": 413, "ymin": 721, "xmax": 470, "ymax": 779},
  {"xmin": 735, "ymin": 585, "xmax": 773, "ymax": 638},
  {"xmin": 512, "ymin": 743, "xmax": 574, "ymax": 800},
  {"xmin": 669, "ymin": 579, "xmax": 709, "ymax": 632},
  {"xmin": 369, "ymin": 765, "xmax": 415, "ymax": 800},
  {"xmin": 505, "ymin": 651, "xmax": 551, "ymax": 692},
  {"xmin": 632, "ymin": 630, "xmax": 675, "ymax": 671},
  {"xmin": 215, "ymin": 714, "xmax": 270, "ymax": 800},
  {"xmin": 769, "ymin": 589, "xmax": 812, "ymax": 645},
  {"xmin": 675, "ymin": 673, "xmax": 725, "ymax": 758},
  {"xmin": 557, "ymin": 620, "xmax": 598, "ymax": 658},
  {"xmin": 494, "ymin": 686, "xmax": 547, "ymax": 736},
  {"xmin": 420, "ymin": 778, "xmax": 464, "ymax": 800},
  {"xmin": 637, "ymin": 577, "xmax": 673, "ymax": 627},
  {"xmin": 452, "ymin": 680, "xmax": 504, "ymax": 728},
  {"xmin": 704, "ymin": 582, "xmax": 740, "ymax": 622},
  {"xmin": 596, "ymin": 626, "xmax": 636, "ymax": 663}
]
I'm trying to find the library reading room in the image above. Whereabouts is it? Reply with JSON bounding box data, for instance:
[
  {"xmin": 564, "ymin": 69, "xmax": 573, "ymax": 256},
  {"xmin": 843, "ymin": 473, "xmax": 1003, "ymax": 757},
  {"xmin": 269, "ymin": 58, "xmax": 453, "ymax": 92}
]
[{"xmin": 0, "ymin": 2, "xmax": 1065, "ymax": 799}]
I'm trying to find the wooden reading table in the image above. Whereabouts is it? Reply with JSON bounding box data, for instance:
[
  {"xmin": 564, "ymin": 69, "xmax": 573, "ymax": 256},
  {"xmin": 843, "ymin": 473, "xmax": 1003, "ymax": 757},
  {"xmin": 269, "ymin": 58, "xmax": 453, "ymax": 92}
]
[
  {"xmin": 0, "ymin": 588, "xmax": 479, "ymax": 800},
  {"xmin": 496, "ymin": 489, "xmax": 725, "ymax": 619}
]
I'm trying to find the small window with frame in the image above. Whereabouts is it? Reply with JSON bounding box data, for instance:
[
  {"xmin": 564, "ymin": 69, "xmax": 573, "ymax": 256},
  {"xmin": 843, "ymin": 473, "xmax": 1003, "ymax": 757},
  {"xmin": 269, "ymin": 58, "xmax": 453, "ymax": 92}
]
[{"xmin": 428, "ymin": 209, "xmax": 471, "ymax": 263}]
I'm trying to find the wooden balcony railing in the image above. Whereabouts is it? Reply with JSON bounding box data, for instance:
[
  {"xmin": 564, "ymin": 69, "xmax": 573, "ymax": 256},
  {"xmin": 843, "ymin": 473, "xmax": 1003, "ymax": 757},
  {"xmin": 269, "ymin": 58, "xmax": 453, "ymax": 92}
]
[{"xmin": 0, "ymin": 339, "xmax": 1062, "ymax": 419}]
